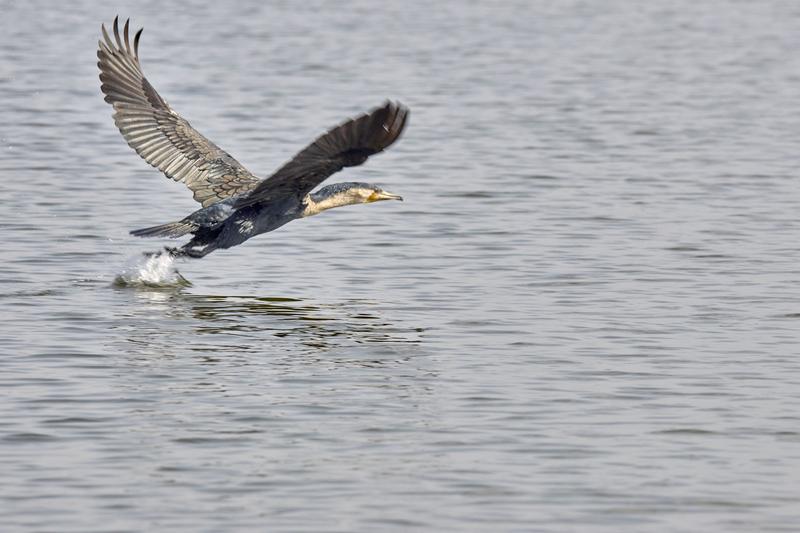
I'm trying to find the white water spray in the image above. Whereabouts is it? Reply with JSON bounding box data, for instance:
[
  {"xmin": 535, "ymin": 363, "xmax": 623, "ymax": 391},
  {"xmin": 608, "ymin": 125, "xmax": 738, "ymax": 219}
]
[{"xmin": 113, "ymin": 252, "xmax": 190, "ymax": 288}]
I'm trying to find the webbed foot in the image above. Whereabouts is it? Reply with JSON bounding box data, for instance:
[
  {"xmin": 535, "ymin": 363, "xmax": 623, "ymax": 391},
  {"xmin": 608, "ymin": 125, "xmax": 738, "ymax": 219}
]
[{"xmin": 142, "ymin": 246, "xmax": 185, "ymax": 258}]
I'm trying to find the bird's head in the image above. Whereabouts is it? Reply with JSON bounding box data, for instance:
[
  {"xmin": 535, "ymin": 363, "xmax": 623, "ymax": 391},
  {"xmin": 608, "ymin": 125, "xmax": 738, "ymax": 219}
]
[
  {"xmin": 364, "ymin": 185, "xmax": 404, "ymax": 203},
  {"xmin": 305, "ymin": 182, "xmax": 403, "ymax": 216},
  {"xmin": 339, "ymin": 182, "xmax": 403, "ymax": 204}
]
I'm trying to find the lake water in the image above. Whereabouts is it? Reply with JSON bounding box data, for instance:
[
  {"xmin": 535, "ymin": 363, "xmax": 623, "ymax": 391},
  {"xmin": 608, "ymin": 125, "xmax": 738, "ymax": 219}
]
[{"xmin": 2, "ymin": 1, "xmax": 800, "ymax": 531}]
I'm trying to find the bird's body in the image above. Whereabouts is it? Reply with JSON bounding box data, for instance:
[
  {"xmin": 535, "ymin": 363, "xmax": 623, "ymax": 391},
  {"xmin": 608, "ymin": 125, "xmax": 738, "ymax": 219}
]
[{"xmin": 97, "ymin": 17, "xmax": 408, "ymax": 258}]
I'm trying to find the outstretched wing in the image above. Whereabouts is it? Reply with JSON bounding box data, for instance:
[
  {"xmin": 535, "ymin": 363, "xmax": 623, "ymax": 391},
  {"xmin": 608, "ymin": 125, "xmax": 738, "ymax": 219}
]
[
  {"xmin": 97, "ymin": 17, "xmax": 260, "ymax": 207},
  {"xmin": 235, "ymin": 101, "xmax": 409, "ymax": 209}
]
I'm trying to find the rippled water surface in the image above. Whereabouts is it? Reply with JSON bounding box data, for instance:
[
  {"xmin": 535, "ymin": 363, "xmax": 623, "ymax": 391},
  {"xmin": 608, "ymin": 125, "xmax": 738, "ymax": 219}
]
[{"xmin": 2, "ymin": 1, "xmax": 800, "ymax": 531}]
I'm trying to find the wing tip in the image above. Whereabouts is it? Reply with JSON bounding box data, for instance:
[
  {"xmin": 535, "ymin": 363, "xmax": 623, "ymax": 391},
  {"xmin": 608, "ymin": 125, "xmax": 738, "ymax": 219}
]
[
  {"xmin": 100, "ymin": 16, "xmax": 143, "ymax": 58},
  {"xmin": 372, "ymin": 99, "xmax": 409, "ymax": 151}
]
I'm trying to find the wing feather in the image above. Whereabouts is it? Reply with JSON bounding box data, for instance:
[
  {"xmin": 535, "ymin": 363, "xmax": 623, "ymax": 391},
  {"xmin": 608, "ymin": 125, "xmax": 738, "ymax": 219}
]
[
  {"xmin": 235, "ymin": 101, "xmax": 408, "ymax": 209},
  {"xmin": 98, "ymin": 17, "xmax": 260, "ymax": 207}
]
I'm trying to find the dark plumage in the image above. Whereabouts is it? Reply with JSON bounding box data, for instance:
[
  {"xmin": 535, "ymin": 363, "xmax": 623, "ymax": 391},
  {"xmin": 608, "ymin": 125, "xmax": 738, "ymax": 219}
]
[{"xmin": 98, "ymin": 17, "xmax": 408, "ymax": 258}]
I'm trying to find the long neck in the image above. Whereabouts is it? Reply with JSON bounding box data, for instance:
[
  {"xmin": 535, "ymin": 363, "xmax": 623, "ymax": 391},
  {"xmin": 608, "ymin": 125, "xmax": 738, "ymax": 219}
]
[{"xmin": 302, "ymin": 191, "xmax": 359, "ymax": 217}]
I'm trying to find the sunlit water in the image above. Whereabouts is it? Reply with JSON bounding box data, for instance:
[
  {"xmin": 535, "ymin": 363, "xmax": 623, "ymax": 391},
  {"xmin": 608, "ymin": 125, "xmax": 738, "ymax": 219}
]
[{"xmin": 2, "ymin": 1, "xmax": 800, "ymax": 531}]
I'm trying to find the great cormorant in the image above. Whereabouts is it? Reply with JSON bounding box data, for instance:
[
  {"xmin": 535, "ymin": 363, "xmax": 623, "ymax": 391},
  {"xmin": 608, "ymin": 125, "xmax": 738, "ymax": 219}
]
[{"xmin": 98, "ymin": 17, "xmax": 408, "ymax": 258}]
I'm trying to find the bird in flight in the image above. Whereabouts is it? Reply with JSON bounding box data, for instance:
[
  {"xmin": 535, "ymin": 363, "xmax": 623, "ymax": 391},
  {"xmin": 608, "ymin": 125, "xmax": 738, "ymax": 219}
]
[{"xmin": 98, "ymin": 17, "xmax": 408, "ymax": 258}]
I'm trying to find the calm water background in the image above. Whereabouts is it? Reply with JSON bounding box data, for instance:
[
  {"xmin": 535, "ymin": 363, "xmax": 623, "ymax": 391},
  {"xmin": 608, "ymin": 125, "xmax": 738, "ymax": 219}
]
[{"xmin": 2, "ymin": 0, "xmax": 800, "ymax": 531}]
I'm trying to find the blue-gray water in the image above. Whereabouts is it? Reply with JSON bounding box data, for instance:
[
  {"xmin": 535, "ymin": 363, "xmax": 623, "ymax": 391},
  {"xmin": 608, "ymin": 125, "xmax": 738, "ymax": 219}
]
[{"xmin": 2, "ymin": 1, "xmax": 800, "ymax": 531}]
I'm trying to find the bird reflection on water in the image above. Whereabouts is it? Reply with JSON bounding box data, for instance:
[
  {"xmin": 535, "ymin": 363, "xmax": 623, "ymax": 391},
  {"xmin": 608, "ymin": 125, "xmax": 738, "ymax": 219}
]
[{"xmin": 118, "ymin": 290, "xmax": 423, "ymax": 363}]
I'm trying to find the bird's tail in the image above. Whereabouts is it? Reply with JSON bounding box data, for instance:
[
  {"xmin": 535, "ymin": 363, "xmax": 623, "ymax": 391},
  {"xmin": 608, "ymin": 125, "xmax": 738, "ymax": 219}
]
[{"xmin": 130, "ymin": 220, "xmax": 198, "ymax": 238}]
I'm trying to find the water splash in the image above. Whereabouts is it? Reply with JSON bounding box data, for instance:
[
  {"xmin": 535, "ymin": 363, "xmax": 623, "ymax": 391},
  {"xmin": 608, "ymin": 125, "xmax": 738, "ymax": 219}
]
[{"xmin": 112, "ymin": 252, "xmax": 191, "ymax": 288}]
